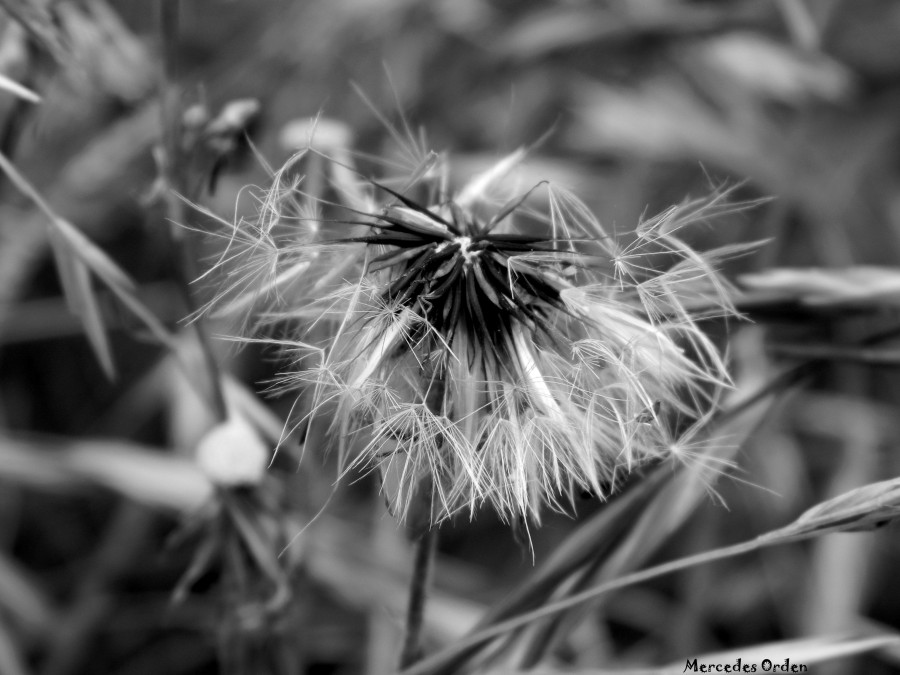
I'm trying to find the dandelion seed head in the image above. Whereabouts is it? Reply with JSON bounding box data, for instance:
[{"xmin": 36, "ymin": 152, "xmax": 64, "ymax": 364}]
[{"xmin": 203, "ymin": 129, "xmax": 743, "ymax": 525}]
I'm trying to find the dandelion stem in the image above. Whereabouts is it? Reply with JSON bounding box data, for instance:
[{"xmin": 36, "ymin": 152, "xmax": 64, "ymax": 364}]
[{"xmin": 399, "ymin": 527, "xmax": 439, "ymax": 668}]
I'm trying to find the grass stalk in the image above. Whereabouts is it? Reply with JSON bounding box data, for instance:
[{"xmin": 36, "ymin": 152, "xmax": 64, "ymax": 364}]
[{"xmin": 156, "ymin": 0, "xmax": 228, "ymax": 422}]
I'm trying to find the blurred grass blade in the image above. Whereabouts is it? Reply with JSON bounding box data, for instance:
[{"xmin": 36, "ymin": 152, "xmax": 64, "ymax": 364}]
[
  {"xmin": 470, "ymin": 381, "xmax": 769, "ymax": 640},
  {"xmin": 403, "ymin": 541, "xmax": 762, "ymax": 674},
  {"xmin": 459, "ymin": 468, "xmax": 674, "ymax": 671},
  {"xmin": 697, "ymin": 32, "xmax": 854, "ymax": 104},
  {"xmin": 0, "ymin": 434, "xmax": 212, "ymax": 512},
  {"xmin": 0, "ymin": 150, "xmax": 136, "ymax": 294},
  {"xmin": 0, "ymin": 552, "xmax": 53, "ymax": 635},
  {"xmin": 472, "ymin": 469, "xmax": 671, "ymax": 631},
  {"xmin": 769, "ymin": 343, "xmax": 900, "ymax": 365},
  {"xmin": 0, "ymin": 71, "xmax": 39, "ymax": 102},
  {"xmin": 221, "ymin": 491, "xmax": 286, "ymax": 589},
  {"xmin": 48, "ymin": 230, "xmax": 115, "ymax": 378},
  {"xmin": 515, "ymin": 634, "xmax": 900, "ymax": 674},
  {"xmin": 0, "ymin": 150, "xmax": 226, "ymax": 410},
  {"xmin": 0, "ymin": 150, "xmax": 134, "ymax": 290},
  {"xmin": 68, "ymin": 441, "xmax": 212, "ymax": 512},
  {"xmin": 0, "ymin": 0, "xmax": 68, "ymax": 63},
  {"xmin": 49, "ymin": 216, "xmax": 136, "ymax": 293},
  {"xmin": 511, "ymin": 464, "xmax": 730, "ymax": 669},
  {"xmin": 0, "ymin": 621, "xmax": 29, "ymax": 675},
  {"xmin": 402, "ymin": 474, "xmax": 900, "ymax": 675},
  {"xmin": 478, "ymin": 353, "xmax": 775, "ymax": 670},
  {"xmin": 740, "ymin": 266, "xmax": 900, "ymax": 308},
  {"xmin": 656, "ymin": 634, "xmax": 900, "ymax": 674},
  {"xmin": 0, "ymin": 437, "xmax": 73, "ymax": 489}
]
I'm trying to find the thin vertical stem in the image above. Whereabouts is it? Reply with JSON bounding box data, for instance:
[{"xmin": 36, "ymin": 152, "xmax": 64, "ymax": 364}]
[
  {"xmin": 399, "ymin": 527, "xmax": 439, "ymax": 669},
  {"xmin": 156, "ymin": 0, "xmax": 228, "ymax": 422}
]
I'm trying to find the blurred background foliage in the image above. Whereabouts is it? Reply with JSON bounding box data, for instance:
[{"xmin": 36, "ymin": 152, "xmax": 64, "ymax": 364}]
[{"xmin": 3, "ymin": 0, "xmax": 900, "ymax": 674}]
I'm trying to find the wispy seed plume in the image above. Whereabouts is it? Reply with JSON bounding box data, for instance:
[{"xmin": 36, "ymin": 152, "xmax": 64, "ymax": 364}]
[{"xmin": 205, "ymin": 128, "xmax": 742, "ymax": 525}]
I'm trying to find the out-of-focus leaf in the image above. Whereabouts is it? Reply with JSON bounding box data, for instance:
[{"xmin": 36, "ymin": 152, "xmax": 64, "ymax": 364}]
[
  {"xmin": 0, "ymin": 438, "xmax": 75, "ymax": 489},
  {"xmin": 494, "ymin": 6, "xmax": 619, "ymax": 58},
  {"xmin": 56, "ymin": 0, "xmax": 154, "ymax": 103},
  {"xmin": 695, "ymin": 32, "xmax": 855, "ymax": 104},
  {"xmin": 68, "ymin": 441, "xmax": 212, "ymax": 512},
  {"xmin": 740, "ymin": 266, "xmax": 900, "ymax": 308},
  {"xmin": 0, "ymin": 435, "xmax": 211, "ymax": 511},
  {"xmin": 0, "ymin": 0, "xmax": 68, "ymax": 63},
  {"xmin": 494, "ymin": 4, "xmax": 752, "ymax": 59},
  {"xmin": 567, "ymin": 78, "xmax": 755, "ymax": 168}
]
